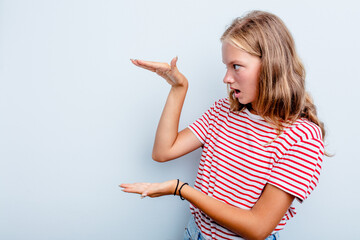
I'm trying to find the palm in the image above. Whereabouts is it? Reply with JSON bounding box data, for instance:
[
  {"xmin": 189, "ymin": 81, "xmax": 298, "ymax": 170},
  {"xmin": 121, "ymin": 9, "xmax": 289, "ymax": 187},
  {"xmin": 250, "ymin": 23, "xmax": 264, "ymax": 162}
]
[
  {"xmin": 119, "ymin": 180, "xmax": 175, "ymax": 198},
  {"xmin": 130, "ymin": 57, "xmax": 187, "ymax": 87}
]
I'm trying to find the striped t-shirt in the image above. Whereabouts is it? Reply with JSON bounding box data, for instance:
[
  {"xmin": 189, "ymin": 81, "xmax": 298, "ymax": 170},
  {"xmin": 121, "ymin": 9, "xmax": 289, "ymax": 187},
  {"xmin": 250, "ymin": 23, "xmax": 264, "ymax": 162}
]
[{"xmin": 188, "ymin": 98, "xmax": 324, "ymax": 240}]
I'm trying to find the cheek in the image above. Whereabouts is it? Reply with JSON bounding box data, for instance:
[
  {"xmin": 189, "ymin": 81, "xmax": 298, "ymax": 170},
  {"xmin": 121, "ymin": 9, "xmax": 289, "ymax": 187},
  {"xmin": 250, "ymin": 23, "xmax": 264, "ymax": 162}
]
[
  {"xmin": 249, "ymin": 70, "xmax": 260, "ymax": 88},
  {"xmin": 244, "ymin": 73, "xmax": 260, "ymax": 98},
  {"xmin": 238, "ymin": 72, "xmax": 258, "ymax": 88}
]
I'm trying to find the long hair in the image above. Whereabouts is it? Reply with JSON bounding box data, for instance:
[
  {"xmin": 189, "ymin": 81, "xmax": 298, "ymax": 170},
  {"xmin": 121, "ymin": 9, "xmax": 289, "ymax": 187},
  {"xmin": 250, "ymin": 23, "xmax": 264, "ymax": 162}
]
[{"xmin": 221, "ymin": 10, "xmax": 327, "ymax": 145}]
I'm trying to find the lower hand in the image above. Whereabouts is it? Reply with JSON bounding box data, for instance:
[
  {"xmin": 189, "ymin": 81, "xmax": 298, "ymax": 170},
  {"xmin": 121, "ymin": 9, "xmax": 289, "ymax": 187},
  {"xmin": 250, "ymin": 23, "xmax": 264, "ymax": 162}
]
[{"xmin": 119, "ymin": 179, "xmax": 177, "ymax": 198}]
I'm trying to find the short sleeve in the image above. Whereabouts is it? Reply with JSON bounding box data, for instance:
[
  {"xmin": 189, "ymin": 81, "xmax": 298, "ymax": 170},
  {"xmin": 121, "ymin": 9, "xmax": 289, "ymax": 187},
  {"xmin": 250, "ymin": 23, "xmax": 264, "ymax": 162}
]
[
  {"xmin": 268, "ymin": 138, "xmax": 324, "ymax": 202},
  {"xmin": 188, "ymin": 99, "xmax": 224, "ymax": 144}
]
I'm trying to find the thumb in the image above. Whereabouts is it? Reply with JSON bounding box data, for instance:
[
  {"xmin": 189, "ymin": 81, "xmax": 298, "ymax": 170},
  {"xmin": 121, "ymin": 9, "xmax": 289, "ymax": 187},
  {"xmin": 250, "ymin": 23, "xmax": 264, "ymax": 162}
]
[
  {"xmin": 170, "ymin": 56, "xmax": 178, "ymax": 70},
  {"xmin": 141, "ymin": 191, "xmax": 148, "ymax": 199}
]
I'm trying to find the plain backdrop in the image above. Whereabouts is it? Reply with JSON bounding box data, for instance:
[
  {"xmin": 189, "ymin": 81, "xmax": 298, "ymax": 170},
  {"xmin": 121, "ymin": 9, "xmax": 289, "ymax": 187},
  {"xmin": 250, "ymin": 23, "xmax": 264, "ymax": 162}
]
[{"xmin": 1, "ymin": 0, "xmax": 359, "ymax": 239}]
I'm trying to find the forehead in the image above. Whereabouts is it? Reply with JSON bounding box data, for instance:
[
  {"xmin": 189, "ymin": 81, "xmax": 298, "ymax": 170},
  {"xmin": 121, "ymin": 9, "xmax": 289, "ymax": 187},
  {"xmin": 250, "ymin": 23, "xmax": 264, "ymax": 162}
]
[{"xmin": 222, "ymin": 41, "xmax": 260, "ymax": 64}]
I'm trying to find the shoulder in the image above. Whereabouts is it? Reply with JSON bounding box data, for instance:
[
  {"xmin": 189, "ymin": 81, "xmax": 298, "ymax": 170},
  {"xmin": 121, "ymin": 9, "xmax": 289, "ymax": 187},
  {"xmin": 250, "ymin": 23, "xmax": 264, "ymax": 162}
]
[
  {"xmin": 276, "ymin": 119, "xmax": 324, "ymax": 159},
  {"xmin": 213, "ymin": 97, "xmax": 230, "ymax": 109},
  {"xmin": 206, "ymin": 97, "xmax": 231, "ymax": 115},
  {"xmin": 284, "ymin": 118, "xmax": 323, "ymax": 143}
]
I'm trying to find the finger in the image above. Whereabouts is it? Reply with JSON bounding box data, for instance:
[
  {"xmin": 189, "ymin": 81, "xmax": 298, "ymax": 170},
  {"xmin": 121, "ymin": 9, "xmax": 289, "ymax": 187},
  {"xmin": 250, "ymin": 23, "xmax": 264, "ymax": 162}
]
[
  {"xmin": 119, "ymin": 183, "xmax": 144, "ymax": 193},
  {"xmin": 119, "ymin": 183, "xmax": 140, "ymax": 188},
  {"xmin": 136, "ymin": 65, "xmax": 157, "ymax": 73},
  {"xmin": 132, "ymin": 59, "xmax": 170, "ymax": 72},
  {"xmin": 131, "ymin": 59, "xmax": 163, "ymax": 68},
  {"xmin": 119, "ymin": 183, "xmax": 130, "ymax": 188},
  {"xmin": 121, "ymin": 188, "xmax": 139, "ymax": 194},
  {"xmin": 170, "ymin": 56, "xmax": 178, "ymax": 70},
  {"xmin": 141, "ymin": 191, "xmax": 148, "ymax": 198},
  {"xmin": 130, "ymin": 59, "xmax": 157, "ymax": 72}
]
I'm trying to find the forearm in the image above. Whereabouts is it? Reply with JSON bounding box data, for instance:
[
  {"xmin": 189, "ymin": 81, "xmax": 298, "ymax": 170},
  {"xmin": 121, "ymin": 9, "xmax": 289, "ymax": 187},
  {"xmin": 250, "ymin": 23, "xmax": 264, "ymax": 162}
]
[
  {"xmin": 130, "ymin": 57, "xmax": 197, "ymax": 162},
  {"xmin": 152, "ymin": 82, "xmax": 188, "ymax": 162},
  {"xmin": 121, "ymin": 179, "xmax": 291, "ymax": 239},
  {"xmin": 179, "ymin": 184, "xmax": 272, "ymax": 240}
]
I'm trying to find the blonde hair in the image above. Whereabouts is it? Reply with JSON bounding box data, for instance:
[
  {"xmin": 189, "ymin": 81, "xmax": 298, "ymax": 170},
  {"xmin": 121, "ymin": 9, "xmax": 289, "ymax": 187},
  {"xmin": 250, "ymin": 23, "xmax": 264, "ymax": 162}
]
[{"xmin": 221, "ymin": 11, "xmax": 327, "ymax": 144}]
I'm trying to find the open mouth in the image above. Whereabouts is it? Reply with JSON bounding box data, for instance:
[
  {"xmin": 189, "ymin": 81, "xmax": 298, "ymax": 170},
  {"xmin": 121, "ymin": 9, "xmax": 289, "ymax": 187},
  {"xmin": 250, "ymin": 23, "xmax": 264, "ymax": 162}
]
[{"xmin": 232, "ymin": 88, "xmax": 241, "ymax": 98}]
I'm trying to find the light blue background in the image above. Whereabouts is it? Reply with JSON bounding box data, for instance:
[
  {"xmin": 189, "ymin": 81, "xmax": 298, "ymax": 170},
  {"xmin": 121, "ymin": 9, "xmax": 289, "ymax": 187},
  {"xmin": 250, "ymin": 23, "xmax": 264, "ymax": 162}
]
[{"xmin": 1, "ymin": 0, "xmax": 359, "ymax": 239}]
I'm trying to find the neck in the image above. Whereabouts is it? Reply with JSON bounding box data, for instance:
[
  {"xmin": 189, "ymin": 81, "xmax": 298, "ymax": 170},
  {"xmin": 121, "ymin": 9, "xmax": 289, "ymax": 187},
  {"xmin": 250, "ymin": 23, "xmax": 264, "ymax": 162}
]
[{"xmin": 246, "ymin": 103, "xmax": 258, "ymax": 114}]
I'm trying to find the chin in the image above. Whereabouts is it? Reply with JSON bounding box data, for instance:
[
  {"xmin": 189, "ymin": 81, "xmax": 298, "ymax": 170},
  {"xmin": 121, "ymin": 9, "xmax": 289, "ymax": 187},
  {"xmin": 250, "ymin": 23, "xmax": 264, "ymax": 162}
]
[{"xmin": 237, "ymin": 99, "xmax": 249, "ymax": 105}]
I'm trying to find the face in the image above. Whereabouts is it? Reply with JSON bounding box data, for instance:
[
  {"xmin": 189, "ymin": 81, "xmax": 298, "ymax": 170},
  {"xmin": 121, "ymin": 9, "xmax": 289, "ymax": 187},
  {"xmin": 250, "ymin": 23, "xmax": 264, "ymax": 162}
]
[{"xmin": 222, "ymin": 41, "xmax": 261, "ymax": 108}]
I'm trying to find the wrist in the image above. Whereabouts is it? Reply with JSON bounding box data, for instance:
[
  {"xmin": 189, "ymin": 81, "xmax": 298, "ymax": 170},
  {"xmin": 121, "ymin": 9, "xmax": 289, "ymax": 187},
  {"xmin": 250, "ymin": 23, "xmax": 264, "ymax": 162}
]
[
  {"xmin": 178, "ymin": 182, "xmax": 188, "ymax": 200},
  {"xmin": 171, "ymin": 77, "xmax": 188, "ymax": 90},
  {"xmin": 171, "ymin": 83, "xmax": 188, "ymax": 93},
  {"xmin": 173, "ymin": 179, "xmax": 180, "ymax": 196},
  {"xmin": 173, "ymin": 180, "xmax": 188, "ymax": 200},
  {"xmin": 174, "ymin": 180, "xmax": 184, "ymax": 196}
]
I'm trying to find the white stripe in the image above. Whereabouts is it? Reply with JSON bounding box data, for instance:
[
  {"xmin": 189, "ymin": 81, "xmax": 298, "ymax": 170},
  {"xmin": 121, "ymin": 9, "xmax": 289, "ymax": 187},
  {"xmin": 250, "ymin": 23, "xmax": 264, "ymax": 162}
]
[{"xmin": 188, "ymin": 98, "xmax": 324, "ymax": 239}]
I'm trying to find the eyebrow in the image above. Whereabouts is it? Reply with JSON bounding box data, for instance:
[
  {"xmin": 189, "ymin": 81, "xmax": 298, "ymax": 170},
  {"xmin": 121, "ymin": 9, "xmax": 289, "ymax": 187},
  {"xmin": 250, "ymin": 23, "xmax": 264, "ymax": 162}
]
[{"xmin": 223, "ymin": 60, "xmax": 246, "ymax": 65}]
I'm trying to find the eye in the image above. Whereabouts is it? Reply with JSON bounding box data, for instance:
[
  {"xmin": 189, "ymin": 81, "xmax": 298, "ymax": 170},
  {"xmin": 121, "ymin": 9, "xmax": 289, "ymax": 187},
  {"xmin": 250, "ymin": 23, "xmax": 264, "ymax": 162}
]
[{"xmin": 233, "ymin": 64, "xmax": 241, "ymax": 70}]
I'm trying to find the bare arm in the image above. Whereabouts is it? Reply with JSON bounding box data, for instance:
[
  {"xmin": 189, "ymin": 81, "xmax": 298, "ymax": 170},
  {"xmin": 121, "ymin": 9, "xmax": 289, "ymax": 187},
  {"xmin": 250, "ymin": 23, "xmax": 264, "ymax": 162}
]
[
  {"xmin": 179, "ymin": 183, "xmax": 294, "ymax": 240},
  {"xmin": 120, "ymin": 180, "xmax": 294, "ymax": 240},
  {"xmin": 131, "ymin": 58, "xmax": 202, "ymax": 162}
]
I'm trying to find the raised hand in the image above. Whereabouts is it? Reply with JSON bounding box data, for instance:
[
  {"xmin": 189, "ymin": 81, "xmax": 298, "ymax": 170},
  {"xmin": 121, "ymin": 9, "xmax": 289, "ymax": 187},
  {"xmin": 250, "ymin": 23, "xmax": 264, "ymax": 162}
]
[
  {"xmin": 130, "ymin": 57, "xmax": 188, "ymax": 87},
  {"xmin": 129, "ymin": 55, "xmax": 199, "ymax": 163},
  {"xmin": 119, "ymin": 179, "xmax": 177, "ymax": 198}
]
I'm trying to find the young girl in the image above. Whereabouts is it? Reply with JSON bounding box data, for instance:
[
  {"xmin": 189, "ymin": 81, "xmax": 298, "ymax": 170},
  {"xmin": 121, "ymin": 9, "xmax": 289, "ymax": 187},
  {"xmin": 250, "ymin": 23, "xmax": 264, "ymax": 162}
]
[{"xmin": 120, "ymin": 10, "xmax": 325, "ymax": 240}]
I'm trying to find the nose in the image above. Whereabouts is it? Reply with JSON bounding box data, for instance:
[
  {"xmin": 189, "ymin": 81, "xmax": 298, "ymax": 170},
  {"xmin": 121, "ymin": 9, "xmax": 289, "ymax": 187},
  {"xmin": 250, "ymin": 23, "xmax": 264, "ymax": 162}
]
[{"xmin": 223, "ymin": 70, "xmax": 234, "ymax": 84}]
